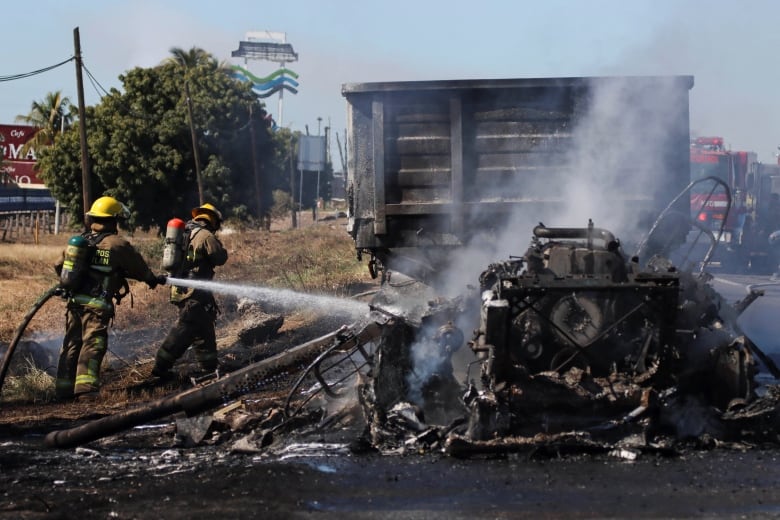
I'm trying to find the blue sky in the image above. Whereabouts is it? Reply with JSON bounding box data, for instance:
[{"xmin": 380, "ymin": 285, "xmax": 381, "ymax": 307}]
[{"xmin": 2, "ymin": 0, "xmax": 780, "ymax": 161}]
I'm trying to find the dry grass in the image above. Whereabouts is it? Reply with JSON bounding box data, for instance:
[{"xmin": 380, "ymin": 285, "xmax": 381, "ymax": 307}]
[
  {"xmin": 2, "ymin": 357, "xmax": 55, "ymax": 403},
  {"xmin": 221, "ymin": 222, "xmax": 369, "ymax": 294},
  {"xmin": 0, "ymin": 242, "xmax": 64, "ymax": 343}
]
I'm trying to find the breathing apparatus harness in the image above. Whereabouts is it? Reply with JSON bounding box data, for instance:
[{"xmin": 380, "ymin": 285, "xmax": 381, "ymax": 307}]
[
  {"xmin": 59, "ymin": 230, "xmax": 131, "ymax": 308},
  {"xmin": 162, "ymin": 218, "xmax": 219, "ymax": 308}
]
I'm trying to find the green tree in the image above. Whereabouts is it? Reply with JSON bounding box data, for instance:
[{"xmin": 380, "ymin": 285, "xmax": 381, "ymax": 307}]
[
  {"xmin": 36, "ymin": 50, "xmax": 275, "ymax": 231},
  {"xmin": 36, "ymin": 118, "xmax": 85, "ymax": 215}
]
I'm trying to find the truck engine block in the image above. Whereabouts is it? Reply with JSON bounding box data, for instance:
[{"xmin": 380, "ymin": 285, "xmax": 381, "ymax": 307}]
[{"xmin": 472, "ymin": 222, "xmax": 680, "ymax": 385}]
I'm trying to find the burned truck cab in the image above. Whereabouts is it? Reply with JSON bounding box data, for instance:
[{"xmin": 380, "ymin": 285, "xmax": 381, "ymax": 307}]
[
  {"xmin": 472, "ymin": 221, "xmax": 680, "ymax": 384},
  {"xmin": 467, "ymin": 221, "xmax": 683, "ymax": 440}
]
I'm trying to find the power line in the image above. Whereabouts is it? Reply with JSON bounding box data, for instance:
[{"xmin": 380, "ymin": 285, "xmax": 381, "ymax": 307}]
[
  {"xmin": 83, "ymin": 59, "xmax": 256, "ymax": 134},
  {"xmin": 67, "ymin": 58, "xmax": 259, "ymax": 135},
  {"xmin": 81, "ymin": 62, "xmax": 111, "ymax": 97},
  {"xmin": 0, "ymin": 57, "xmax": 74, "ymax": 82}
]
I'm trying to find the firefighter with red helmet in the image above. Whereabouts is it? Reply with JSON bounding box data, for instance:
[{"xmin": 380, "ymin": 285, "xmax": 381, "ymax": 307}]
[
  {"xmin": 54, "ymin": 196, "xmax": 165, "ymax": 402},
  {"xmin": 151, "ymin": 203, "xmax": 228, "ymax": 378}
]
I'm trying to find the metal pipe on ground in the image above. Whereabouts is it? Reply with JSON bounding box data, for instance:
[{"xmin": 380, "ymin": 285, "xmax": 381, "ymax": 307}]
[{"xmin": 44, "ymin": 321, "xmax": 379, "ymax": 449}]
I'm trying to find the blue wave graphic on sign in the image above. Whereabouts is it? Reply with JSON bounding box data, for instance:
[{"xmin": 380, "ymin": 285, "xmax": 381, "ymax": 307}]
[
  {"xmin": 255, "ymin": 84, "xmax": 298, "ymax": 98},
  {"xmin": 231, "ymin": 65, "xmax": 299, "ymax": 97}
]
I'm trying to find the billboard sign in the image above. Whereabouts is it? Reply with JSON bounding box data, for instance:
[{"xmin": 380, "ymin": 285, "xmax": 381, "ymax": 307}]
[
  {"xmin": 0, "ymin": 124, "xmax": 45, "ymax": 186},
  {"xmin": 297, "ymin": 135, "xmax": 326, "ymax": 171}
]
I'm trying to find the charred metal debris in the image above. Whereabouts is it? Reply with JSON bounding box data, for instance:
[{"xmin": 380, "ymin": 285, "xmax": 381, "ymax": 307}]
[
  {"xmin": 45, "ymin": 218, "xmax": 780, "ymax": 459},
  {"xmin": 310, "ymin": 218, "xmax": 780, "ymax": 458}
]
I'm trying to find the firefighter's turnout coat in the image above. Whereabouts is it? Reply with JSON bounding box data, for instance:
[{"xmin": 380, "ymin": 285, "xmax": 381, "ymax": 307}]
[
  {"xmin": 55, "ymin": 221, "xmax": 158, "ymax": 399},
  {"xmin": 154, "ymin": 219, "xmax": 228, "ymax": 374}
]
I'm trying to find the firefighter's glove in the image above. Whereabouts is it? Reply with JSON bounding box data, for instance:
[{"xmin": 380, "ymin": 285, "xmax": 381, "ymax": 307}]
[{"xmin": 147, "ymin": 274, "xmax": 168, "ymax": 289}]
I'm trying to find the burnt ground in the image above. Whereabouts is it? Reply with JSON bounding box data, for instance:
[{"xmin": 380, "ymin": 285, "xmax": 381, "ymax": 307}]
[
  {"xmin": 3, "ymin": 304, "xmax": 780, "ymax": 518},
  {"xmin": 3, "ymin": 428, "xmax": 780, "ymax": 519}
]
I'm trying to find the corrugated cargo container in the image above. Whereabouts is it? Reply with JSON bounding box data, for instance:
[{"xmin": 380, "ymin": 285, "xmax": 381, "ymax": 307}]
[{"xmin": 342, "ymin": 76, "xmax": 693, "ymax": 281}]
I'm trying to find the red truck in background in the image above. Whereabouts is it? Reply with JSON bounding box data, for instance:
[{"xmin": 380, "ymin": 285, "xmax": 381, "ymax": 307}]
[
  {"xmin": 689, "ymin": 136, "xmax": 756, "ymax": 241},
  {"xmin": 689, "ymin": 136, "xmax": 780, "ymax": 273}
]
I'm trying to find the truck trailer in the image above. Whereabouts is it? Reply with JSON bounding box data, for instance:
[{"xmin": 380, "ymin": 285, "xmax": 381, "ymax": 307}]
[{"xmin": 342, "ymin": 75, "xmax": 694, "ymax": 286}]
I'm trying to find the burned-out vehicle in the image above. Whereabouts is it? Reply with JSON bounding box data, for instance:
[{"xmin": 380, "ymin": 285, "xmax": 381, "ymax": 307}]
[
  {"xmin": 464, "ymin": 220, "xmax": 767, "ymax": 443},
  {"xmin": 467, "ymin": 221, "xmax": 684, "ymax": 437},
  {"xmin": 356, "ymin": 211, "xmax": 780, "ymax": 456},
  {"xmin": 337, "ymin": 76, "xmax": 779, "ymax": 454},
  {"xmin": 342, "ymin": 76, "xmax": 694, "ymax": 285}
]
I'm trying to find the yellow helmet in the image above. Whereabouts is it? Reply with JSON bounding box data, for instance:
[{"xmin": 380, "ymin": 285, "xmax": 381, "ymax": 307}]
[
  {"xmin": 86, "ymin": 196, "xmax": 130, "ymax": 219},
  {"xmin": 191, "ymin": 203, "xmax": 223, "ymax": 230}
]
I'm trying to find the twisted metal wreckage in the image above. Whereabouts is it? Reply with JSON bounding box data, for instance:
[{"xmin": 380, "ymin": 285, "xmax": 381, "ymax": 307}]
[{"xmin": 43, "ymin": 180, "xmax": 780, "ymax": 456}]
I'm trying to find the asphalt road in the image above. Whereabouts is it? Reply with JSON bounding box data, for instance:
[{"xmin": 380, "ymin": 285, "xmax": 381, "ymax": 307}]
[{"xmin": 3, "ymin": 432, "xmax": 780, "ymax": 519}]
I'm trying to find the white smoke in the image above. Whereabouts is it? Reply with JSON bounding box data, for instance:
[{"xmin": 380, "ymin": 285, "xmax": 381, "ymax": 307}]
[
  {"xmin": 404, "ymin": 77, "xmax": 690, "ymax": 400},
  {"xmin": 560, "ymin": 78, "xmax": 687, "ymax": 240},
  {"xmin": 405, "ymin": 333, "xmax": 448, "ymax": 405},
  {"xmin": 438, "ymin": 77, "xmax": 689, "ymax": 298}
]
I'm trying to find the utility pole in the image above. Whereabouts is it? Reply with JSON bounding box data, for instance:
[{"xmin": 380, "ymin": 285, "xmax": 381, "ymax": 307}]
[
  {"xmin": 184, "ymin": 80, "xmax": 204, "ymax": 205},
  {"xmin": 289, "ymin": 133, "xmax": 297, "ymax": 229},
  {"xmin": 336, "ymin": 129, "xmax": 348, "ymax": 202},
  {"xmin": 249, "ymin": 103, "xmax": 264, "ymax": 227},
  {"xmin": 73, "ymin": 27, "xmax": 92, "ymax": 222},
  {"xmin": 315, "ymin": 117, "xmax": 322, "ymax": 221}
]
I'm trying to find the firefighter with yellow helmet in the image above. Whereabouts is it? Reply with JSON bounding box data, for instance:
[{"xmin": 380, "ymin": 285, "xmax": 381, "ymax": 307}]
[
  {"xmin": 54, "ymin": 196, "xmax": 166, "ymax": 402},
  {"xmin": 151, "ymin": 203, "xmax": 228, "ymax": 378}
]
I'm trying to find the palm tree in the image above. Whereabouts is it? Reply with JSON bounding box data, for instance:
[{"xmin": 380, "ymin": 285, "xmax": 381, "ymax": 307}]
[
  {"xmin": 15, "ymin": 91, "xmax": 73, "ymax": 152},
  {"xmin": 167, "ymin": 46, "xmax": 216, "ymax": 69}
]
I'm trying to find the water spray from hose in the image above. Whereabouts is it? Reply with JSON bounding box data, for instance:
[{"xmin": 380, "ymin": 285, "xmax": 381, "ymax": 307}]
[{"xmin": 166, "ymin": 278, "xmax": 370, "ymax": 319}]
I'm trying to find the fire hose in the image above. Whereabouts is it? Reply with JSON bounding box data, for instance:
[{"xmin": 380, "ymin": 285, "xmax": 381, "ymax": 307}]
[{"xmin": 0, "ymin": 284, "xmax": 62, "ymax": 397}]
